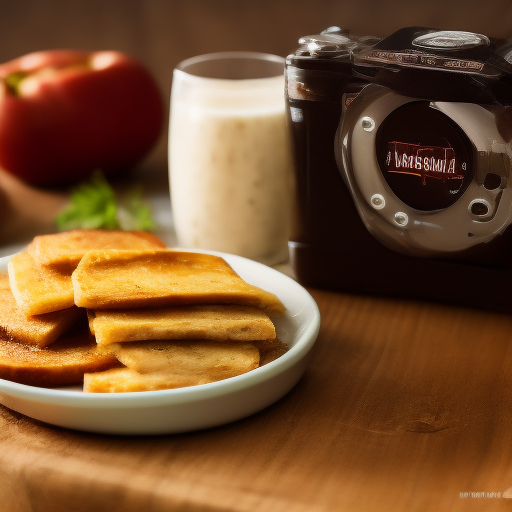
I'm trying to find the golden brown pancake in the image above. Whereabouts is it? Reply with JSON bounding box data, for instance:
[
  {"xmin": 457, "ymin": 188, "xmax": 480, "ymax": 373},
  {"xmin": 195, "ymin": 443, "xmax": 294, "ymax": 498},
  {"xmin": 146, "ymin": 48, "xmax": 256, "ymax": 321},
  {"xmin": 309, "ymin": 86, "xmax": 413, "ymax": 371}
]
[
  {"xmin": 0, "ymin": 326, "xmax": 119, "ymax": 387},
  {"xmin": 8, "ymin": 253, "xmax": 75, "ymax": 315},
  {"xmin": 84, "ymin": 340, "xmax": 289, "ymax": 393},
  {"xmin": 83, "ymin": 368, "xmax": 213, "ymax": 393},
  {"xmin": 84, "ymin": 340, "xmax": 260, "ymax": 392},
  {"xmin": 107, "ymin": 339, "xmax": 260, "ymax": 375},
  {"xmin": 0, "ymin": 273, "xmax": 82, "ymax": 348},
  {"xmin": 28, "ymin": 229, "xmax": 166, "ymax": 269},
  {"xmin": 255, "ymin": 339, "xmax": 289, "ymax": 366},
  {"xmin": 72, "ymin": 249, "xmax": 285, "ymax": 314},
  {"xmin": 88, "ymin": 305, "xmax": 277, "ymax": 346}
]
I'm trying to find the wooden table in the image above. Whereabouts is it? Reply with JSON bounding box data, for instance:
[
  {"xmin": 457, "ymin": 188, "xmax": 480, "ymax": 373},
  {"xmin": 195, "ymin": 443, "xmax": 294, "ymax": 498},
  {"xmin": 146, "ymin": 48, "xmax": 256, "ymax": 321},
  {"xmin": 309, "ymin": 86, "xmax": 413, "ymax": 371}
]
[{"xmin": 2, "ymin": 285, "xmax": 512, "ymax": 512}]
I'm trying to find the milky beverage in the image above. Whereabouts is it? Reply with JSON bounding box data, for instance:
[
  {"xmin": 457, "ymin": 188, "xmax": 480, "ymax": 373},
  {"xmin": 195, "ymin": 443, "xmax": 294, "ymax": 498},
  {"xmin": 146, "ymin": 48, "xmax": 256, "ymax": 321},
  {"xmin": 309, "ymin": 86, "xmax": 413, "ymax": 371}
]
[{"xmin": 169, "ymin": 68, "xmax": 293, "ymax": 265}]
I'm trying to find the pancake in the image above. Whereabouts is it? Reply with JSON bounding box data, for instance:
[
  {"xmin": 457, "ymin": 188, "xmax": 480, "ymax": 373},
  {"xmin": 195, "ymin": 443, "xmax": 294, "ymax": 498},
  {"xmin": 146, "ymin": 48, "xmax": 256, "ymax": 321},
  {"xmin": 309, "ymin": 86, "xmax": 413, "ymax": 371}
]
[
  {"xmin": 72, "ymin": 249, "xmax": 285, "ymax": 314},
  {"xmin": 84, "ymin": 340, "xmax": 260, "ymax": 392},
  {"xmin": 28, "ymin": 229, "xmax": 166, "ymax": 269},
  {"xmin": 83, "ymin": 368, "xmax": 214, "ymax": 393},
  {"xmin": 8, "ymin": 253, "xmax": 74, "ymax": 315},
  {"xmin": 0, "ymin": 273, "xmax": 81, "ymax": 348},
  {"xmin": 106, "ymin": 339, "xmax": 260, "ymax": 375},
  {"xmin": 0, "ymin": 326, "xmax": 119, "ymax": 387},
  {"xmin": 255, "ymin": 338, "xmax": 289, "ymax": 366},
  {"xmin": 88, "ymin": 305, "xmax": 277, "ymax": 346}
]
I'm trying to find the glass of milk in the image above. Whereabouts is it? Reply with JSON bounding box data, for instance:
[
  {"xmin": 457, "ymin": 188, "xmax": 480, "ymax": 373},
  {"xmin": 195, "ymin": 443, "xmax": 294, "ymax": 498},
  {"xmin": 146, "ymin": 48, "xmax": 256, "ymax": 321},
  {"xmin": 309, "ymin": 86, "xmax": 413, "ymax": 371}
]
[{"xmin": 168, "ymin": 52, "xmax": 293, "ymax": 266}]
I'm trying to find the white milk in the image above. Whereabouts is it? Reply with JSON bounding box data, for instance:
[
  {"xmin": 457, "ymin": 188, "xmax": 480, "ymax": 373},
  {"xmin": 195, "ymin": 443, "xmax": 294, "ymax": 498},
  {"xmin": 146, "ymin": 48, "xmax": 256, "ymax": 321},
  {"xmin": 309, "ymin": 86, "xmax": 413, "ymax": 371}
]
[{"xmin": 169, "ymin": 73, "xmax": 293, "ymax": 265}]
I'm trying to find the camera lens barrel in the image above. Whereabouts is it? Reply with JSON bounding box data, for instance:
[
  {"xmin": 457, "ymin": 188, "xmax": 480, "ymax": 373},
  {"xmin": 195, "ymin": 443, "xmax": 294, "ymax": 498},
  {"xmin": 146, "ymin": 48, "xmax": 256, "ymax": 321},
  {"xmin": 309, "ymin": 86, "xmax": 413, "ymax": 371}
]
[{"xmin": 337, "ymin": 85, "xmax": 512, "ymax": 256}]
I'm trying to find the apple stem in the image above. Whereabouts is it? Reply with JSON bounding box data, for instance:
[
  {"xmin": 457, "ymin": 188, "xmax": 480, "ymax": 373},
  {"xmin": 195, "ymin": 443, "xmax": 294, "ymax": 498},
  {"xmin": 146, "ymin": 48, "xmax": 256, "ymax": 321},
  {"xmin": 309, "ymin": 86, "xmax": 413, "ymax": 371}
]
[{"xmin": 4, "ymin": 72, "xmax": 26, "ymax": 96}]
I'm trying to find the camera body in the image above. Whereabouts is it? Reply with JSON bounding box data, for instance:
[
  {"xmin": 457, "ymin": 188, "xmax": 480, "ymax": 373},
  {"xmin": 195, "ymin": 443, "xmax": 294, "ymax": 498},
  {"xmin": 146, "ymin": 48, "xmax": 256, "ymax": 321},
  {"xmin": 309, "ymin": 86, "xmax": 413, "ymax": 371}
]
[{"xmin": 285, "ymin": 27, "xmax": 512, "ymax": 312}]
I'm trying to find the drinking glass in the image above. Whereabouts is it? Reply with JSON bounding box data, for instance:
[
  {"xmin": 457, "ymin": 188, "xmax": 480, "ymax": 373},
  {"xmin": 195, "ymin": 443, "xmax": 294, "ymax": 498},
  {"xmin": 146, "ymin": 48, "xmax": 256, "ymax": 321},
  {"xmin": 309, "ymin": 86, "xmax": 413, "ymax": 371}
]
[{"xmin": 168, "ymin": 52, "xmax": 293, "ymax": 265}]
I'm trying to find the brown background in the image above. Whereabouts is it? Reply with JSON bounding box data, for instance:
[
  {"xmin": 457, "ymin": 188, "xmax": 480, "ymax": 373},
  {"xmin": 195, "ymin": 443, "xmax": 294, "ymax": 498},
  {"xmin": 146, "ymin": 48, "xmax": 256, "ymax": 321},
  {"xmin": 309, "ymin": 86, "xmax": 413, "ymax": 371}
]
[{"xmin": 0, "ymin": 0, "xmax": 509, "ymax": 173}]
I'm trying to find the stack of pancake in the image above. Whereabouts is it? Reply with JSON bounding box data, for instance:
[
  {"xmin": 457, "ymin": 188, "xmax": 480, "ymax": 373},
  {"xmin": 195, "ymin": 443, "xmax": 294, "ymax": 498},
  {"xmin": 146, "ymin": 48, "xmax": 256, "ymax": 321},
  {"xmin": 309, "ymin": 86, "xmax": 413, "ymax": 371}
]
[{"xmin": 0, "ymin": 229, "xmax": 287, "ymax": 392}]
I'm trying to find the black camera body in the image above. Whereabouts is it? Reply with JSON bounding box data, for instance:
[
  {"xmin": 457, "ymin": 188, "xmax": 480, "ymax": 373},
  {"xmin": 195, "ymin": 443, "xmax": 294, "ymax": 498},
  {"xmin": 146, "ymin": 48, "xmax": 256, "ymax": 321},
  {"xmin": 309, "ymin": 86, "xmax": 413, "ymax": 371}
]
[{"xmin": 285, "ymin": 27, "xmax": 512, "ymax": 312}]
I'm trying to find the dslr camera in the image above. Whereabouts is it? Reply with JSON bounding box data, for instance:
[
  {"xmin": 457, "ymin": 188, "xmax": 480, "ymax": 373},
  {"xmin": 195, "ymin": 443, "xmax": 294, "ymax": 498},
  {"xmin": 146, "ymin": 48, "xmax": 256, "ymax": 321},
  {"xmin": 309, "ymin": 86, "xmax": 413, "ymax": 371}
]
[{"xmin": 285, "ymin": 26, "xmax": 512, "ymax": 312}]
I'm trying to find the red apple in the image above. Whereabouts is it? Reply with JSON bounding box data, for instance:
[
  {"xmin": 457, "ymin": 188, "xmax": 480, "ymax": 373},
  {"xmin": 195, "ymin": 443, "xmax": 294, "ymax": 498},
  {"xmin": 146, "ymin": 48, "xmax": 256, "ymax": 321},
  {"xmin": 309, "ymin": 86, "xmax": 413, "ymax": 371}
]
[{"xmin": 0, "ymin": 49, "xmax": 164, "ymax": 186}]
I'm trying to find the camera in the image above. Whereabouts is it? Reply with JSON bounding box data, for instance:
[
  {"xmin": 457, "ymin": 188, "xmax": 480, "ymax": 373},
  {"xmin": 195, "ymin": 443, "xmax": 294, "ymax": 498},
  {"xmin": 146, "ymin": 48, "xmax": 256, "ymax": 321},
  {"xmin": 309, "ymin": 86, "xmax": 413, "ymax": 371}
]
[{"xmin": 285, "ymin": 26, "xmax": 512, "ymax": 312}]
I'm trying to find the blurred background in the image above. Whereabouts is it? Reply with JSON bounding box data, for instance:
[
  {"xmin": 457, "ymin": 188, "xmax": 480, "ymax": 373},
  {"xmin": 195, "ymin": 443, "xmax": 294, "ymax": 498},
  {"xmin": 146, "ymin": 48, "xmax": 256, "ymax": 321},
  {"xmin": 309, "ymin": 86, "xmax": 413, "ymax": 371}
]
[
  {"xmin": 0, "ymin": 0, "xmax": 510, "ymax": 251},
  {"xmin": 1, "ymin": 0, "xmax": 510, "ymax": 174}
]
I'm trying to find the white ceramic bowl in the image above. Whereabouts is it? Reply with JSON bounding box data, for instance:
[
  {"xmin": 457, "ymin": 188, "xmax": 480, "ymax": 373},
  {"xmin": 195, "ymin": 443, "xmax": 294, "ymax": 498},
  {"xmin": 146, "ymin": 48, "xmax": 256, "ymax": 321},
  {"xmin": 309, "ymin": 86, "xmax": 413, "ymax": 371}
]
[{"xmin": 0, "ymin": 251, "xmax": 320, "ymax": 435}]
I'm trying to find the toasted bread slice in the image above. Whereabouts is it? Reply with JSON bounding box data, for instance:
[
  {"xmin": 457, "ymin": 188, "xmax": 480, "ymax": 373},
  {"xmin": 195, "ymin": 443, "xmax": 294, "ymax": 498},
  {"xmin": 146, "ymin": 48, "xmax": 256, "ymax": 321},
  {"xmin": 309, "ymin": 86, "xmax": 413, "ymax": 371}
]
[
  {"xmin": 83, "ymin": 368, "xmax": 213, "ymax": 393},
  {"xmin": 8, "ymin": 252, "xmax": 75, "ymax": 315},
  {"xmin": 28, "ymin": 229, "xmax": 166, "ymax": 269},
  {"xmin": 72, "ymin": 250, "xmax": 285, "ymax": 314},
  {"xmin": 107, "ymin": 339, "xmax": 260, "ymax": 376},
  {"xmin": 88, "ymin": 305, "xmax": 276, "ymax": 346},
  {"xmin": 84, "ymin": 340, "xmax": 289, "ymax": 393},
  {"xmin": 0, "ymin": 327, "xmax": 119, "ymax": 387},
  {"xmin": 84, "ymin": 340, "xmax": 260, "ymax": 392},
  {"xmin": 254, "ymin": 339, "xmax": 289, "ymax": 366},
  {"xmin": 0, "ymin": 273, "xmax": 82, "ymax": 347}
]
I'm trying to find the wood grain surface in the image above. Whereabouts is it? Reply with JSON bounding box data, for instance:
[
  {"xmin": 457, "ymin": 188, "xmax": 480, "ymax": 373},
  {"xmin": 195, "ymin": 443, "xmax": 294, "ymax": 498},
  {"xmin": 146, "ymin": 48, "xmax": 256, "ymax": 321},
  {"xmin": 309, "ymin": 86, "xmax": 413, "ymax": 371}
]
[{"xmin": 2, "ymin": 288, "xmax": 512, "ymax": 512}]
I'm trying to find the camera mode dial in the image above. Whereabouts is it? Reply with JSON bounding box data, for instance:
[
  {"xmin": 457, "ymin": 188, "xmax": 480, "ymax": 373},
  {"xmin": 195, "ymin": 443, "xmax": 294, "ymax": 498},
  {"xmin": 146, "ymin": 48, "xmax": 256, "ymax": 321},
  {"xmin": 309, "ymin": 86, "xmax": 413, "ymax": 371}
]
[
  {"xmin": 297, "ymin": 29, "xmax": 381, "ymax": 58},
  {"xmin": 412, "ymin": 30, "xmax": 490, "ymax": 50}
]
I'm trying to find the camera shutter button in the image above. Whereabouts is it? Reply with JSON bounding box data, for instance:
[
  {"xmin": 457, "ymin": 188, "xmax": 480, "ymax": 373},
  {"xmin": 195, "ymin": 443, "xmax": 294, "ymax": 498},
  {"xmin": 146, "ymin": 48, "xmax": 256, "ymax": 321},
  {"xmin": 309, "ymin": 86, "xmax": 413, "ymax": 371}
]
[{"xmin": 298, "ymin": 34, "xmax": 355, "ymax": 56}]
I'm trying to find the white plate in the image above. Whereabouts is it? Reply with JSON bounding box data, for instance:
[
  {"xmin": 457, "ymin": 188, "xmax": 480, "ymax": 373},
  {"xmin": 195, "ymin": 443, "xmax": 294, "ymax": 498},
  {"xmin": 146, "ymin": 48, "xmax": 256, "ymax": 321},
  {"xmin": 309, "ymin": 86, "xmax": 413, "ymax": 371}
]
[{"xmin": 0, "ymin": 251, "xmax": 320, "ymax": 435}]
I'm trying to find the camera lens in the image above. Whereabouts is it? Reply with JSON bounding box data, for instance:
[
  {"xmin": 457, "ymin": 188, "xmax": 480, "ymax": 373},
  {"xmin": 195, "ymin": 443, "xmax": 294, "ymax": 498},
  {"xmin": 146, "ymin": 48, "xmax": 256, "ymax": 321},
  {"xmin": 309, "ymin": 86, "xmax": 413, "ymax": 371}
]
[{"xmin": 375, "ymin": 101, "xmax": 474, "ymax": 211}]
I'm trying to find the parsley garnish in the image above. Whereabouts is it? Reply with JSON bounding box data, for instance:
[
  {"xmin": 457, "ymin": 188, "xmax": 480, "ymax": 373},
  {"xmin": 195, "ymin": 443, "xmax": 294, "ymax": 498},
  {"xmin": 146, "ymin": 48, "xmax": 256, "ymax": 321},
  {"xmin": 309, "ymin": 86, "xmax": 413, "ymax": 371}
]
[{"xmin": 56, "ymin": 170, "xmax": 156, "ymax": 231}]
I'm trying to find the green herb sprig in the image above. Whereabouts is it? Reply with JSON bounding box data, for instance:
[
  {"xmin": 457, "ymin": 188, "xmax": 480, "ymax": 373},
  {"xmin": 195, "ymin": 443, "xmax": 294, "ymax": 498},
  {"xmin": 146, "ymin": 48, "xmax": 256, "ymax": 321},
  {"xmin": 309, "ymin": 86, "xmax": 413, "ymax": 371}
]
[{"xmin": 56, "ymin": 170, "xmax": 156, "ymax": 232}]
